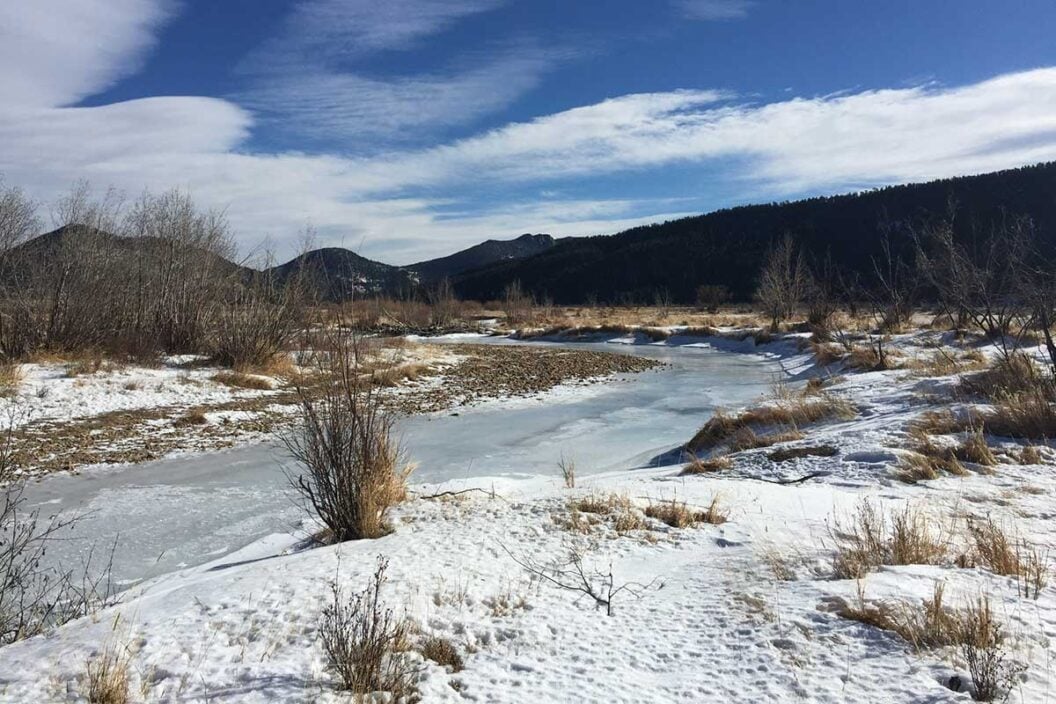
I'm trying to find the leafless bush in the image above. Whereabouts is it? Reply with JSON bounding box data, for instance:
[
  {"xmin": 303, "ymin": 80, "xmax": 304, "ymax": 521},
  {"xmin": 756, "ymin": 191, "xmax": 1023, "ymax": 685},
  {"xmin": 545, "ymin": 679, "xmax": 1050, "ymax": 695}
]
[
  {"xmin": 755, "ymin": 235, "xmax": 808, "ymax": 331},
  {"xmin": 959, "ymin": 596, "xmax": 1026, "ymax": 702},
  {"xmin": 211, "ymin": 271, "xmax": 304, "ymax": 370},
  {"xmin": 319, "ymin": 558, "xmax": 415, "ymax": 696},
  {"xmin": 504, "ymin": 544, "xmax": 658, "ymax": 616},
  {"xmin": 281, "ymin": 328, "xmax": 412, "ymax": 542},
  {"xmin": 0, "ymin": 413, "xmax": 115, "ymax": 645},
  {"xmin": 695, "ymin": 284, "xmax": 729, "ymax": 312},
  {"xmin": 502, "ymin": 280, "xmax": 535, "ymax": 325}
]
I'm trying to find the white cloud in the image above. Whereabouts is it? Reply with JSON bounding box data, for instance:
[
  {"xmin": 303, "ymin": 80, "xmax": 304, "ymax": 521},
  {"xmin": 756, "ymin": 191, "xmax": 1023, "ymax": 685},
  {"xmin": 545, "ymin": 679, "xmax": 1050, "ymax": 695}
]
[
  {"xmin": 2, "ymin": 0, "xmax": 1056, "ymax": 265},
  {"xmin": 676, "ymin": 0, "xmax": 754, "ymax": 21},
  {"xmin": 0, "ymin": 0, "xmax": 173, "ymax": 106}
]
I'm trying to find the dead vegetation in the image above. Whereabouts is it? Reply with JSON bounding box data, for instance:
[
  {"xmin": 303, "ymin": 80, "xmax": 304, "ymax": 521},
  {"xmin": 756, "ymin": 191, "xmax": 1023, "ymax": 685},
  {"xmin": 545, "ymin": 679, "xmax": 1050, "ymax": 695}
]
[
  {"xmin": 768, "ymin": 444, "xmax": 838, "ymax": 462},
  {"xmin": 962, "ymin": 517, "xmax": 1049, "ymax": 600},
  {"xmin": 0, "ymin": 360, "xmax": 21, "ymax": 396},
  {"xmin": 561, "ymin": 493, "xmax": 648, "ymax": 535},
  {"xmin": 680, "ymin": 454, "xmax": 732, "ymax": 475},
  {"xmin": 211, "ymin": 371, "xmax": 274, "ymax": 390},
  {"xmin": 558, "ymin": 454, "xmax": 576, "ymax": 488},
  {"xmin": 319, "ymin": 559, "xmax": 415, "ymax": 697},
  {"xmin": 829, "ymin": 501, "xmax": 949, "ymax": 579},
  {"xmin": 645, "ymin": 496, "xmax": 727, "ymax": 528},
  {"xmin": 688, "ymin": 394, "xmax": 855, "ymax": 454},
  {"xmin": 83, "ymin": 639, "xmax": 131, "ymax": 704},
  {"xmin": 280, "ymin": 328, "xmax": 412, "ymax": 542},
  {"xmin": 419, "ymin": 635, "xmax": 464, "ymax": 672}
]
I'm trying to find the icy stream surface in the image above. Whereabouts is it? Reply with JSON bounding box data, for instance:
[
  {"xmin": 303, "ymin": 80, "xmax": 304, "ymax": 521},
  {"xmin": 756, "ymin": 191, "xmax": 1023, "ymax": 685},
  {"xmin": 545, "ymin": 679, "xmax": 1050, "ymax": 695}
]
[{"xmin": 24, "ymin": 340, "xmax": 779, "ymax": 587}]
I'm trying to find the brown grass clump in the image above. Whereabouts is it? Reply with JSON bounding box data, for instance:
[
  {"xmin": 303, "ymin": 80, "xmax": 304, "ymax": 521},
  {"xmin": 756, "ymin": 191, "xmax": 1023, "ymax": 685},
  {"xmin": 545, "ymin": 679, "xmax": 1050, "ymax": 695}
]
[
  {"xmin": 212, "ymin": 371, "xmax": 274, "ymax": 390},
  {"xmin": 845, "ymin": 345, "xmax": 883, "ymax": 371},
  {"xmin": 680, "ymin": 454, "xmax": 733, "ymax": 475},
  {"xmin": 811, "ymin": 342, "xmax": 847, "ymax": 367},
  {"xmin": 955, "ymin": 426, "xmax": 997, "ymax": 467},
  {"xmin": 961, "ymin": 353, "xmax": 1042, "ymax": 401},
  {"xmin": 981, "ymin": 389, "xmax": 1056, "ymax": 440},
  {"xmin": 176, "ymin": 408, "xmax": 209, "ymax": 426},
  {"xmin": 830, "ymin": 502, "xmax": 948, "ymax": 579},
  {"xmin": 558, "ymin": 455, "xmax": 576, "ymax": 488},
  {"xmin": 419, "ymin": 635, "xmax": 464, "ymax": 672},
  {"xmin": 1019, "ymin": 445, "xmax": 1044, "ymax": 465},
  {"xmin": 768, "ymin": 444, "xmax": 838, "ymax": 462},
  {"xmin": 688, "ymin": 394, "xmax": 855, "ymax": 453},
  {"xmin": 836, "ymin": 581, "xmax": 960, "ymax": 651},
  {"xmin": 645, "ymin": 496, "xmax": 727, "ymax": 527},
  {"xmin": 963, "ymin": 517, "xmax": 1049, "ymax": 600},
  {"xmin": 571, "ymin": 493, "xmax": 633, "ymax": 516},
  {"xmin": 83, "ymin": 644, "xmax": 130, "ymax": 704},
  {"xmin": 372, "ymin": 362, "xmax": 430, "ymax": 387}
]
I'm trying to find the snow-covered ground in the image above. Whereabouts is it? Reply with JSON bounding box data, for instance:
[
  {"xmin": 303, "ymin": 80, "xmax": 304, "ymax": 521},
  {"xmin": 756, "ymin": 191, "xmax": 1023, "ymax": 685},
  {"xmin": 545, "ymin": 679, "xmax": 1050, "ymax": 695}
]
[{"xmin": 1, "ymin": 331, "xmax": 1054, "ymax": 703}]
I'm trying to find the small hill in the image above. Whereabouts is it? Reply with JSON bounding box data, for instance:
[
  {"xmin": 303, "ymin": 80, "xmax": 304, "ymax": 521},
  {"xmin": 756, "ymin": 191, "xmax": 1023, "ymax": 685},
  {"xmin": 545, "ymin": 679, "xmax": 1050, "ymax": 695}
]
[
  {"xmin": 408, "ymin": 233, "xmax": 555, "ymax": 282},
  {"xmin": 268, "ymin": 247, "xmax": 417, "ymax": 300}
]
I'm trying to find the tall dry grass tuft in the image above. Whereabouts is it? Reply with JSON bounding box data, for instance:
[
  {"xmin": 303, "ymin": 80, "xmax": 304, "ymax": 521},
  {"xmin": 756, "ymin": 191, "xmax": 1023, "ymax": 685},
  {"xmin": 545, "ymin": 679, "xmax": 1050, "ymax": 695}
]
[
  {"xmin": 645, "ymin": 496, "xmax": 727, "ymax": 527},
  {"xmin": 830, "ymin": 502, "xmax": 948, "ymax": 579},
  {"xmin": 558, "ymin": 454, "xmax": 576, "ymax": 489},
  {"xmin": 83, "ymin": 640, "xmax": 130, "ymax": 704},
  {"xmin": 281, "ymin": 327, "xmax": 412, "ymax": 542},
  {"xmin": 0, "ymin": 360, "xmax": 21, "ymax": 397},
  {"xmin": 963, "ymin": 517, "xmax": 1049, "ymax": 600}
]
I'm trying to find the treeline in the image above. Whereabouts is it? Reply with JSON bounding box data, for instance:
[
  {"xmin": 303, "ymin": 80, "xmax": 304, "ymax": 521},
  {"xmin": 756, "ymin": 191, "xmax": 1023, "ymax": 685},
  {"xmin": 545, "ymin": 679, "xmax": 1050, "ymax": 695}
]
[
  {"xmin": 0, "ymin": 182, "xmax": 303, "ymax": 368},
  {"xmin": 452, "ymin": 162, "xmax": 1056, "ymax": 304}
]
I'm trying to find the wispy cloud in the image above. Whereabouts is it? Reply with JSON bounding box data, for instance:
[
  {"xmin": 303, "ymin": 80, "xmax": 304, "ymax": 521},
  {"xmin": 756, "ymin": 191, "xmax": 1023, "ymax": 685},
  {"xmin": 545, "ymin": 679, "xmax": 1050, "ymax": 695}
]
[
  {"xmin": 675, "ymin": 0, "xmax": 754, "ymax": 21},
  {"xmin": 237, "ymin": 0, "xmax": 561, "ymax": 145}
]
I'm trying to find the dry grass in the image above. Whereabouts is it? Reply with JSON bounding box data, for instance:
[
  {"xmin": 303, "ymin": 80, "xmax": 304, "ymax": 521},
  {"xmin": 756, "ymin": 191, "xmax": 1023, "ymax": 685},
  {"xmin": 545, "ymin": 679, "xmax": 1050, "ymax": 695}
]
[
  {"xmin": 837, "ymin": 585, "xmax": 1023, "ymax": 701},
  {"xmin": 961, "ymin": 353, "xmax": 1043, "ymax": 401},
  {"xmin": 963, "ymin": 517, "xmax": 1049, "ymax": 600},
  {"xmin": 562, "ymin": 493, "xmax": 648, "ymax": 535},
  {"xmin": 980, "ymin": 389, "xmax": 1056, "ymax": 440},
  {"xmin": 372, "ymin": 362, "xmax": 430, "ymax": 387},
  {"xmin": 768, "ymin": 444, "xmax": 838, "ymax": 462},
  {"xmin": 419, "ymin": 635, "xmax": 464, "ymax": 672},
  {"xmin": 0, "ymin": 361, "xmax": 22, "ymax": 397},
  {"xmin": 212, "ymin": 371, "xmax": 274, "ymax": 390},
  {"xmin": 830, "ymin": 502, "xmax": 949, "ymax": 579},
  {"xmin": 680, "ymin": 454, "xmax": 733, "ymax": 475},
  {"xmin": 845, "ymin": 345, "xmax": 883, "ymax": 371},
  {"xmin": 836, "ymin": 581, "xmax": 960, "ymax": 651},
  {"xmin": 1019, "ymin": 445, "xmax": 1044, "ymax": 465},
  {"xmin": 570, "ymin": 493, "xmax": 633, "ymax": 516},
  {"xmin": 175, "ymin": 408, "xmax": 209, "ymax": 426},
  {"xmin": 83, "ymin": 643, "xmax": 130, "ymax": 704},
  {"xmin": 810, "ymin": 342, "xmax": 847, "ymax": 367},
  {"xmin": 558, "ymin": 455, "xmax": 576, "ymax": 489},
  {"xmin": 688, "ymin": 394, "xmax": 855, "ymax": 453},
  {"xmin": 955, "ymin": 426, "xmax": 997, "ymax": 467},
  {"xmin": 645, "ymin": 496, "xmax": 727, "ymax": 527}
]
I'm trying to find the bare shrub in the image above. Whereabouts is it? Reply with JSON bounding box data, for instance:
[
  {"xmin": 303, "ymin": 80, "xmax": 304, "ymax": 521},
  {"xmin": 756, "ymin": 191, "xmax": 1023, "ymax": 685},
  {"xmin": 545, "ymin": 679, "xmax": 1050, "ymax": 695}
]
[
  {"xmin": 558, "ymin": 454, "xmax": 576, "ymax": 489},
  {"xmin": 504, "ymin": 544, "xmax": 658, "ymax": 616},
  {"xmin": 1, "ymin": 415, "xmax": 115, "ymax": 644},
  {"xmin": 829, "ymin": 502, "xmax": 948, "ymax": 579},
  {"xmin": 963, "ymin": 517, "xmax": 1049, "ymax": 599},
  {"xmin": 501, "ymin": 280, "xmax": 534, "ymax": 326},
  {"xmin": 755, "ymin": 234, "xmax": 808, "ymax": 331},
  {"xmin": 0, "ymin": 360, "xmax": 21, "ymax": 397},
  {"xmin": 281, "ymin": 329, "xmax": 412, "ymax": 542},
  {"xmin": 959, "ymin": 596, "xmax": 1026, "ymax": 702},
  {"xmin": 211, "ymin": 271, "xmax": 304, "ymax": 370},
  {"xmin": 320, "ymin": 558, "xmax": 415, "ymax": 696}
]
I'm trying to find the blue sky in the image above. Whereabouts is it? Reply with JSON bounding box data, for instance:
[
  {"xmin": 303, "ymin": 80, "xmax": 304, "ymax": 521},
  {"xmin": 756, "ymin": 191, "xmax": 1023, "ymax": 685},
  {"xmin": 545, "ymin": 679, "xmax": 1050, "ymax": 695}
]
[{"xmin": 2, "ymin": 1, "xmax": 1056, "ymax": 263}]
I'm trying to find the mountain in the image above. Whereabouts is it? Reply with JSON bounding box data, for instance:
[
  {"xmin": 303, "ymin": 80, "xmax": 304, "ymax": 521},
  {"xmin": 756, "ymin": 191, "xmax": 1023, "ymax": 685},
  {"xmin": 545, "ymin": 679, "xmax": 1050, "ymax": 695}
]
[
  {"xmin": 452, "ymin": 162, "xmax": 1056, "ymax": 304},
  {"xmin": 407, "ymin": 233, "xmax": 555, "ymax": 282},
  {"xmin": 267, "ymin": 233, "xmax": 556, "ymax": 300},
  {"xmin": 268, "ymin": 247, "xmax": 417, "ymax": 300}
]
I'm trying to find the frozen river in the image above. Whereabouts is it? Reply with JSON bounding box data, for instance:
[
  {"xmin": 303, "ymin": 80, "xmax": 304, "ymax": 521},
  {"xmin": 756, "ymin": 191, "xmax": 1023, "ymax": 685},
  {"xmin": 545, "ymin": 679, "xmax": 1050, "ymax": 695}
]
[{"xmin": 23, "ymin": 339, "xmax": 780, "ymax": 587}]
